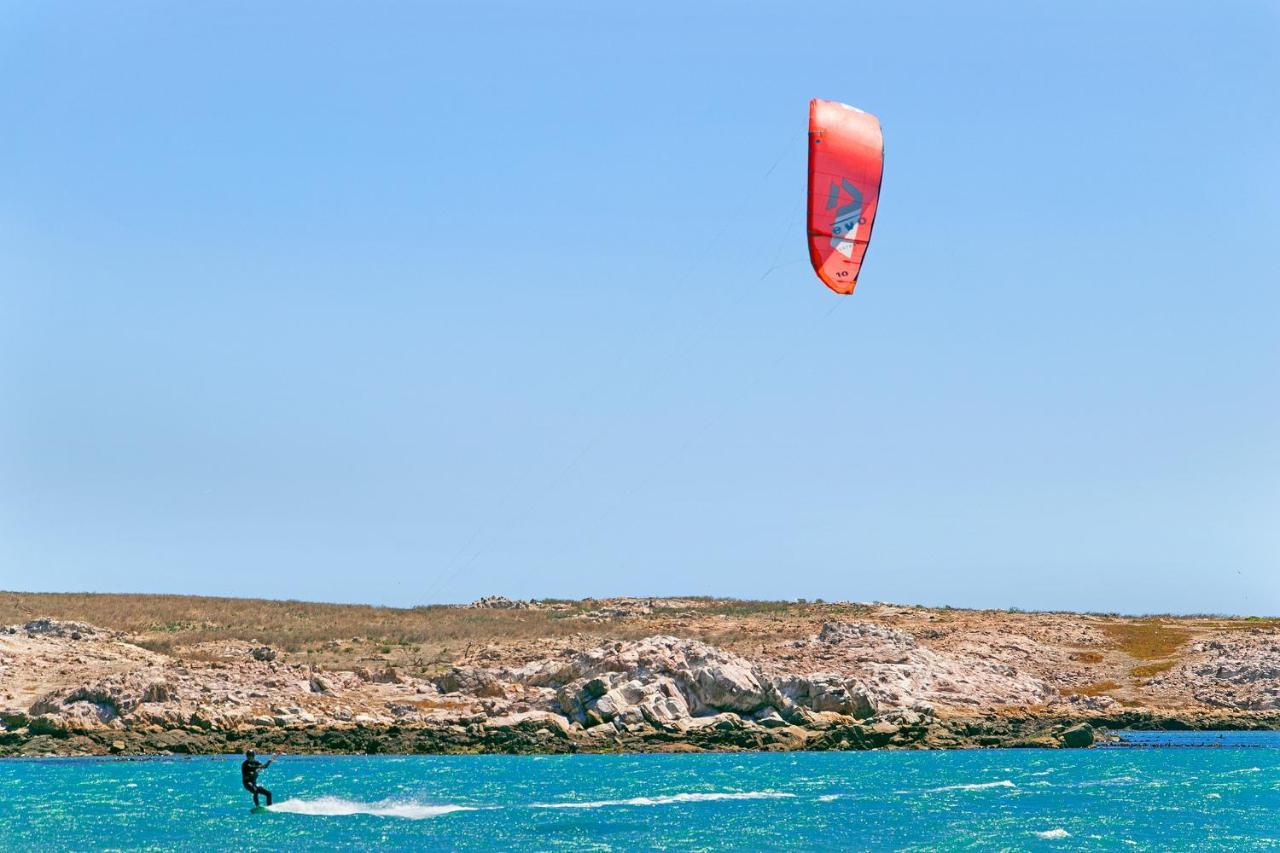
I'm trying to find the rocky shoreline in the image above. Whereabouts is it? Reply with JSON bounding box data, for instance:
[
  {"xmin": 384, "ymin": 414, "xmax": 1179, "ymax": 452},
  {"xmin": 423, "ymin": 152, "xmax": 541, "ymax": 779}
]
[
  {"xmin": 4, "ymin": 599, "xmax": 1279, "ymax": 757},
  {"xmin": 10, "ymin": 708, "xmax": 1280, "ymax": 759}
]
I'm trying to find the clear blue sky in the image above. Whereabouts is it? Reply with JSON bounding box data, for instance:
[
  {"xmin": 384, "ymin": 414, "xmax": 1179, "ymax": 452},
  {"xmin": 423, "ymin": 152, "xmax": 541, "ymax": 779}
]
[{"xmin": 2, "ymin": 1, "xmax": 1276, "ymax": 613}]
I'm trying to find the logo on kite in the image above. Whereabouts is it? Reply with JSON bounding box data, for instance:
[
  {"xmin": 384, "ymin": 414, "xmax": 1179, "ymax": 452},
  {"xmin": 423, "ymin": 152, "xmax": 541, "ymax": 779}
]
[{"xmin": 826, "ymin": 178, "xmax": 863, "ymax": 259}]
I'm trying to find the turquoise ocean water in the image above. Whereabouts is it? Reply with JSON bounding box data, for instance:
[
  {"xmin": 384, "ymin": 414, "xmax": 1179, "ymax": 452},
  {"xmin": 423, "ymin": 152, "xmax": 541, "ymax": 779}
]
[{"xmin": 3, "ymin": 733, "xmax": 1279, "ymax": 850}]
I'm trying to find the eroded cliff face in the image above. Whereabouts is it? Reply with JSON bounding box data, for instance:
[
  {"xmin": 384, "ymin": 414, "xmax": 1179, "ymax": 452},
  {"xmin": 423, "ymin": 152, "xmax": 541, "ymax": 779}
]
[{"xmin": 2, "ymin": 600, "xmax": 1278, "ymax": 756}]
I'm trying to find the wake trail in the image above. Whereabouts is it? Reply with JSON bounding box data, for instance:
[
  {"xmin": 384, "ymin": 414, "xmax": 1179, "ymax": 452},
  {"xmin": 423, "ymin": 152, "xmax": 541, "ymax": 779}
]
[{"xmin": 268, "ymin": 797, "xmax": 476, "ymax": 820}]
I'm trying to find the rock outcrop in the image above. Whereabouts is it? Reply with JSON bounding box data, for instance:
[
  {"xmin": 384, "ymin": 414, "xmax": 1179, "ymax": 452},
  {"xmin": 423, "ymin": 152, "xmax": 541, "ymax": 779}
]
[
  {"xmin": 498, "ymin": 635, "xmax": 876, "ymax": 731},
  {"xmin": 4, "ymin": 605, "xmax": 1280, "ymax": 757},
  {"xmin": 18, "ymin": 619, "xmax": 102, "ymax": 639},
  {"xmin": 788, "ymin": 622, "xmax": 1055, "ymax": 710},
  {"xmin": 1149, "ymin": 635, "xmax": 1280, "ymax": 710},
  {"xmin": 467, "ymin": 596, "xmax": 532, "ymax": 610}
]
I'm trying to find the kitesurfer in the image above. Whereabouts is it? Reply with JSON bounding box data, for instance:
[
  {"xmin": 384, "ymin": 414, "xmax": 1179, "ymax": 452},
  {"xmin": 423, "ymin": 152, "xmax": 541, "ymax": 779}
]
[{"xmin": 241, "ymin": 749, "xmax": 278, "ymax": 807}]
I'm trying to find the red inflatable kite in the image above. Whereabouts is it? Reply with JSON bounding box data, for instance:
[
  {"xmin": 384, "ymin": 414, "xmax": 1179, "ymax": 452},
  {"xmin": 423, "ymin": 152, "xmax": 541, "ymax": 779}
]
[{"xmin": 807, "ymin": 99, "xmax": 884, "ymax": 295}]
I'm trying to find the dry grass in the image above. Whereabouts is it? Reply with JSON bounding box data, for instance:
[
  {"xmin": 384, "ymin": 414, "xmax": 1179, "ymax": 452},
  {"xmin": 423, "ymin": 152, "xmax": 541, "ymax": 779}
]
[
  {"xmin": 1061, "ymin": 680, "xmax": 1121, "ymax": 697},
  {"xmin": 0, "ymin": 591, "xmax": 636, "ymax": 654},
  {"xmin": 3, "ymin": 591, "xmax": 1256, "ymax": 683},
  {"xmin": 1069, "ymin": 651, "xmax": 1104, "ymax": 664},
  {"xmin": 1, "ymin": 591, "xmax": 683, "ymax": 677},
  {"xmin": 1098, "ymin": 620, "xmax": 1189, "ymax": 660},
  {"xmin": 1, "ymin": 591, "xmax": 813, "ymax": 675},
  {"xmin": 1207, "ymin": 619, "xmax": 1280, "ymax": 631},
  {"xmin": 1130, "ymin": 660, "xmax": 1177, "ymax": 678}
]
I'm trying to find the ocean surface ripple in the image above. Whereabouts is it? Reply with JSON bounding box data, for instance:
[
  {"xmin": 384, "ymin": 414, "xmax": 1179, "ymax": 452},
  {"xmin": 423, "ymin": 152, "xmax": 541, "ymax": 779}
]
[{"xmin": 3, "ymin": 732, "xmax": 1280, "ymax": 850}]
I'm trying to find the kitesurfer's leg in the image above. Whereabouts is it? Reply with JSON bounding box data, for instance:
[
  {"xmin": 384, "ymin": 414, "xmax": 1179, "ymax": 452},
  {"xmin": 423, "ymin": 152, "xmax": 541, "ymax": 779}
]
[
  {"xmin": 259, "ymin": 785, "xmax": 273, "ymax": 806},
  {"xmin": 244, "ymin": 781, "xmax": 260, "ymax": 806}
]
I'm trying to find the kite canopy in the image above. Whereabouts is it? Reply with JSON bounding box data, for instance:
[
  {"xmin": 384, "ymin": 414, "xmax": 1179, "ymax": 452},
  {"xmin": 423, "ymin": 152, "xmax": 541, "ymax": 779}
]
[{"xmin": 807, "ymin": 99, "xmax": 884, "ymax": 295}]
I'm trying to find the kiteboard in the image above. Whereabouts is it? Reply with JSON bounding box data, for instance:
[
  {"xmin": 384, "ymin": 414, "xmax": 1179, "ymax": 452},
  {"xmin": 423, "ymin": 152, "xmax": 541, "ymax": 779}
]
[{"xmin": 249, "ymin": 805, "xmax": 270, "ymax": 814}]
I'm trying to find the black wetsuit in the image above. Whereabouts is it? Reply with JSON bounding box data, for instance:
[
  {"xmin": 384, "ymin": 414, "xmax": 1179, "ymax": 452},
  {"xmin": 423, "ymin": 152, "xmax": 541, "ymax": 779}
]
[{"xmin": 241, "ymin": 758, "xmax": 272, "ymax": 806}]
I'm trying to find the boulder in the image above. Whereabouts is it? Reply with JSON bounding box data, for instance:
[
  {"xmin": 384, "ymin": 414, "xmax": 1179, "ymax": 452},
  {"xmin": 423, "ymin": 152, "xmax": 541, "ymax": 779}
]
[
  {"xmin": 486, "ymin": 711, "xmax": 572, "ymax": 737},
  {"xmin": 1060, "ymin": 723, "xmax": 1094, "ymax": 749},
  {"xmin": 772, "ymin": 673, "xmax": 876, "ymax": 719},
  {"xmin": 686, "ymin": 712, "xmax": 744, "ymax": 731},
  {"xmin": 575, "ymin": 677, "xmax": 682, "ymax": 727},
  {"xmin": 784, "ymin": 708, "xmax": 854, "ymax": 729},
  {"xmin": 436, "ymin": 667, "xmax": 507, "ymax": 698},
  {"xmin": 753, "ymin": 708, "xmax": 788, "ymax": 728},
  {"xmin": 686, "ymin": 661, "xmax": 769, "ymax": 715}
]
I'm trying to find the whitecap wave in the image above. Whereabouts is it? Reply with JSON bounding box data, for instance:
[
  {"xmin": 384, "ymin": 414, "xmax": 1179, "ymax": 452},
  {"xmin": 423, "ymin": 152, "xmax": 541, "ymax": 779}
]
[
  {"xmin": 1035, "ymin": 828, "xmax": 1070, "ymax": 840},
  {"xmin": 532, "ymin": 791, "xmax": 795, "ymax": 809},
  {"xmin": 1226, "ymin": 767, "xmax": 1260, "ymax": 775},
  {"xmin": 268, "ymin": 797, "xmax": 476, "ymax": 820},
  {"xmin": 816, "ymin": 794, "xmax": 841, "ymax": 802},
  {"xmin": 1077, "ymin": 775, "xmax": 1138, "ymax": 788},
  {"xmin": 922, "ymin": 780, "xmax": 1016, "ymax": 794}
]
